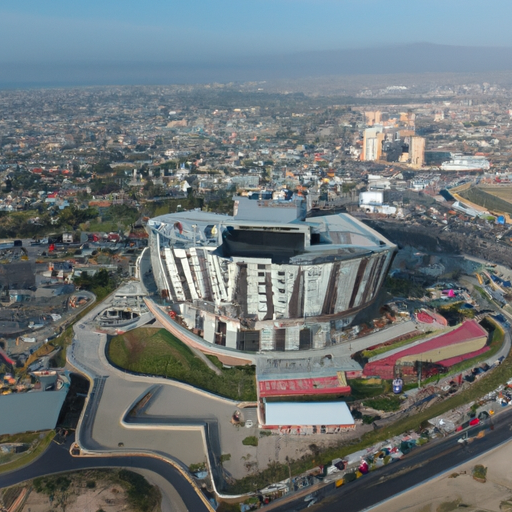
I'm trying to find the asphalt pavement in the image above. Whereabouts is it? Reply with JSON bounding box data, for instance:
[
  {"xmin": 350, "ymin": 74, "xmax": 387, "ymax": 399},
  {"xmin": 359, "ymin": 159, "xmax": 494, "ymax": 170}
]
[
  {"xmin": 272, "ymin": 407, "xmax": 512, "ymax": 512},
  {"xmin": 0, "ymin": 436, "xmax": 209, "ymax": 512}
]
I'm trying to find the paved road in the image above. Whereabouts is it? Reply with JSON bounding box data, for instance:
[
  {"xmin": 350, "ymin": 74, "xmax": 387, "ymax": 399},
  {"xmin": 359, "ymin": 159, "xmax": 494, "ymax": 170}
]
[
  {"xmin": 0, "ymin": 436, "xmax": 209, "ymax": 512},
  {"xmin": 272, "ymin": 407, "xmax": 512, "ymax": 511},
  {"xmin": 459, "ymin": 274, "xmax": 512, "ymax": 365},
  {"xmin": 56, "ymin": 253, "xmax": 512, "ymax": 507},
  {"xmin": 67, "ymin": 282, "xmax": 254, "ymax": 493}
]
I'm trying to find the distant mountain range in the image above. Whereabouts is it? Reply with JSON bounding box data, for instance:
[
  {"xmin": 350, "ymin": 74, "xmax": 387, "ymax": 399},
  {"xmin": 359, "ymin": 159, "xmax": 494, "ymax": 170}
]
[{"xmin": 2, "ymin": 43, "xmax": 512, "ymax": 88}]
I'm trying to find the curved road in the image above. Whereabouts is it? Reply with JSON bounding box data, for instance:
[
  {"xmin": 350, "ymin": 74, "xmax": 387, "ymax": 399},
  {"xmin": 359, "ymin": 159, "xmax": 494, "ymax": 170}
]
[
  {"xmin": 3, "ymin": 253, "xmax": 511, "ymax": 511},
  {"xmin": 0, "ymin": 436, "xmax": 209, "ymax": 512}
]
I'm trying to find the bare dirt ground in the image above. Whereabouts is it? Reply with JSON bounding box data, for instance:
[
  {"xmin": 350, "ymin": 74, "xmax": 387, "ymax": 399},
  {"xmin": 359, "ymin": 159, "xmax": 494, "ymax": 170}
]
[
  {"xmin": 371, "ymin": 440, "xmax": 512, "ymax": 512},
  {"xmin": 20, "ymin": 483, "xmax": 132, "ymax": 512},
  {"xmin": 256, "ymin": 424, "xmax": 374, "ymax": 472},
  {"xmin": 1, "ymin": 469, "xmax": 161, "ymax": 512},
  {"xmin": 223, "ymin": 423, "xmax": 374, "ymax": 481}
]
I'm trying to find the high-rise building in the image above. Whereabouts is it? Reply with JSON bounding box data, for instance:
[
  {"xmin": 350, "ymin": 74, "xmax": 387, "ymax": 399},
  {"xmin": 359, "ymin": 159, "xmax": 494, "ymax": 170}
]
[
  {"xmin": 362, "ymin": 127, "xmax": 384, "ymax": 161},
  {"xmin": 410, "ymin": 136, "xmax": 426, "ymax": 168},
  {"xmin": 364, "ymin": 110, "xmax": 382, "ymax": 126}
]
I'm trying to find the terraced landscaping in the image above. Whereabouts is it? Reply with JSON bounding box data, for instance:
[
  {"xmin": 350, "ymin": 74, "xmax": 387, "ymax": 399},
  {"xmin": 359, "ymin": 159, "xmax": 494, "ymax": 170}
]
[{"xmin": 108, "ymin": 327, "xmax": 257, "ymax": 401}]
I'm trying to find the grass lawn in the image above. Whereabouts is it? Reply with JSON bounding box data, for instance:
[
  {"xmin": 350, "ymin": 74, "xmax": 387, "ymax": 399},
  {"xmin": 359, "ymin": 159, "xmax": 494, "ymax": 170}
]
[
  {"xmin": 108, "ymin": 328, "xmax": 256, "ymax": 401},
  {"xmin": 459, "ymin": 187, "xmax": 512, "ymax": 215},
  {"xmin": 349, "ymin": 378, "xmax": 391, "ymax": 400},
  {"xmin": 0, "ymin": 431, "xmax": 55, "ymax": 474},
  {"xmin": 362, "ymin": 331, "xmax": 432, "ymax": 359}
]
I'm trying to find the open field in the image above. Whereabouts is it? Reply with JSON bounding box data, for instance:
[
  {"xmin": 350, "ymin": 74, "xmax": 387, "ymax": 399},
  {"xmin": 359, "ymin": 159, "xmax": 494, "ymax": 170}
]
[
  {"xmin": 108, "ymin": 327, "xmax": 257, "ymax": 401},
  {"xmin": 480, "ymin": 185, "xmax": 512, "ymax": 204},
  {"xmin": 459, "ymin": 187, "xmax": 512, "ymax": 214}
]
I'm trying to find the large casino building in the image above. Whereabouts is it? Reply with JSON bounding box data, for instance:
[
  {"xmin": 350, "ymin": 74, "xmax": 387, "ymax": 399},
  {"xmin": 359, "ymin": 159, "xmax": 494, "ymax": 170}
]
[{"xmin": 147, "ymin": 195, "xmax": 396, "ymax": 352}]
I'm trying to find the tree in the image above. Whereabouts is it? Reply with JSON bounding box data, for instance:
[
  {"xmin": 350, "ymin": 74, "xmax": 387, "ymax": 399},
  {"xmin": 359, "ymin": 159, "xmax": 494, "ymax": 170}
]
[{"xmin": 91, "ymin": 161, "xmax": 113, "ymax": 175}]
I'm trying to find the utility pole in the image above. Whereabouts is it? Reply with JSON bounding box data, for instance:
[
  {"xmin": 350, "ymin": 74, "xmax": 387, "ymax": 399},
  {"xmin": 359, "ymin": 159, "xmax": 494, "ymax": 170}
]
[{"xmin": 192, "ymin": 224, "xmax": 197, "ymax": 246}]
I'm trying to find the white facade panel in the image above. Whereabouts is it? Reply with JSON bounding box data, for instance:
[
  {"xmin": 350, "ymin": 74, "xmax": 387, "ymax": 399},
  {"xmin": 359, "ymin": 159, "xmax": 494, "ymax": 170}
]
[
  {"xmin": 260, "ymin": 328, "xmax": 275, "ymax": 351},
  {"xmin": 354, "ymin": 255, "xmax": 378, "ymax": 308},
  {"xmin": 189, "ymin": 248, "xmax": 206, "ymax": 299},
  {"xmin": 203, "ymin": 316, "xmax": 216, "ymax": 343},
  {"xmin": 335, "ymin": 260, "xmax": 360, "ymax": 312},
  {"xmin": 176, "ymin": 250, "xmax": 199, "ymax": 301},
  {"xmin": 285, "ymin": 325, "xmax": 300, "ymax": 351},
  {"xmin": 226, "ymin": 324, "xmax": 238, "ymax": 349},
  {"xmin": 164, "ymin": 248, "xmax": 186, "ymax": 302}
]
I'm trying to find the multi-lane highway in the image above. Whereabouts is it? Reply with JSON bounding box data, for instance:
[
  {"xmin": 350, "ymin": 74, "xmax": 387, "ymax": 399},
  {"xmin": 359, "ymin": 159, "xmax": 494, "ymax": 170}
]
[{"xmin": 272, "ymin": 408, "xmax": 512, "ymax": 511}]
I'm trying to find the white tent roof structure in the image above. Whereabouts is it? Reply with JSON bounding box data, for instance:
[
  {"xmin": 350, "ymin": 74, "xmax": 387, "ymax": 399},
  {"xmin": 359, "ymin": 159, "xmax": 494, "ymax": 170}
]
[{"xmin": 264, "ymin": 401, "xmax": 354, "ymax": 427}]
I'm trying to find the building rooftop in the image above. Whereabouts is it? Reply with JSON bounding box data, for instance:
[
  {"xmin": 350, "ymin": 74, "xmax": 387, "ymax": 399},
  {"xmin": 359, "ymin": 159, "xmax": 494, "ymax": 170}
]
[
  {"xmin": 264, "ymin": 401, "xmax": 355, "ymax": 427},
  {"xmin": 148, "ymin": 200, "xmax": 396, "ymax": 265},
  {"xmin": 0, "ymin": 387, "xmax": 68, "ymax": 435}
]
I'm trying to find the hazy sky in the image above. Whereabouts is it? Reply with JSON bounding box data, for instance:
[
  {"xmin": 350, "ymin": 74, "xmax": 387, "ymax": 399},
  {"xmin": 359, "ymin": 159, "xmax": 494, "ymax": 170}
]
[{"xmin": 1, "ymin": 0, "xmax": 512, "ymax": 64}]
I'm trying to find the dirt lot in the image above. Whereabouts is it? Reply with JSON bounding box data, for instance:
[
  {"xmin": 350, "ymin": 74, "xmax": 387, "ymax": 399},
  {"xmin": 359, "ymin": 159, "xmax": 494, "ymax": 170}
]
[
  {"xmin": 20, "ymin": 484, "xmax": 130, "ymax": 512},
  {"xmin": 0, "ymin": 469, "xmax": 161, "ymax": 512},
  {"xmin": 371, "ymin": 440, "xmax": 512, "ymax": 512}
]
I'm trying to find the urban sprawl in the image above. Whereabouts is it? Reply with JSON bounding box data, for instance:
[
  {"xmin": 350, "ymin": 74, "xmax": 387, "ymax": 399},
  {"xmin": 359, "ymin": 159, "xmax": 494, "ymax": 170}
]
[{"xmin": 2, "ymin": 77, "xmax": 512, "ymax": 511}]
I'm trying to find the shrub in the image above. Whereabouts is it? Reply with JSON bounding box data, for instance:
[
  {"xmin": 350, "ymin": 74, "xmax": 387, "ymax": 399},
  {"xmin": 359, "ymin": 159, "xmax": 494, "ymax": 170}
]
[
  {"xmin": 473, "ymin": 465, "xmax": 487, "ymax": 482},
  {"xmin": 118, "ymin": 469, "xmax": 159, "ymax": 512},
  {"xmin": 189, "ymin": 462, "xmax": 206, "ymax": 473},
  {"xmin": 33, "ymin": 477, "xmax": 43, "ymax": 493},
  {"xmin": 363, "ymin": 396, "xmax": 401, "ymax": 412},
  {"xmin": 242, "ymin": 436, "xmax": 259, "ymax": 447},
  {"xmin": 86, "ymin": 480, "xmax": 96, "ymax": 488},
  {"xmin": 33, "ymin": 476, "xmax": 71, "ymax": 495},
  {"xmin": 362, "ymin": 415, "xmax": 377, "ymax": 425}
]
